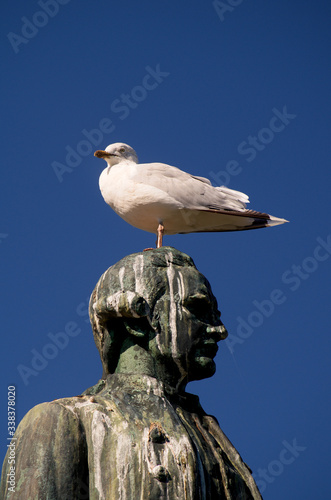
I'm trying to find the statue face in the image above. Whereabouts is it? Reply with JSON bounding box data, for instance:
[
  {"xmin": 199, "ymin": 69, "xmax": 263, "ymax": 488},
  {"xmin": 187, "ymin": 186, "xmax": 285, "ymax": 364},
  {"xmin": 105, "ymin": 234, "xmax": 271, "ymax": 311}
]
[
  {"xmin": 149, "ymin": 266, "xmax": 227, "ymax": 385},
  {"xmin": 90, "ymin": 250, "xmax": 228, "ymax": 387}
]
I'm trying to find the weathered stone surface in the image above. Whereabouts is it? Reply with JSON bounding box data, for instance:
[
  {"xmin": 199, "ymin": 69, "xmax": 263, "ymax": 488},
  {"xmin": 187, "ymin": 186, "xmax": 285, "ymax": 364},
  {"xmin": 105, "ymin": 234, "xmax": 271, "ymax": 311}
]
[{"xmin": 1, "ymin": 247, "xmax": 262, "ymax": 499}]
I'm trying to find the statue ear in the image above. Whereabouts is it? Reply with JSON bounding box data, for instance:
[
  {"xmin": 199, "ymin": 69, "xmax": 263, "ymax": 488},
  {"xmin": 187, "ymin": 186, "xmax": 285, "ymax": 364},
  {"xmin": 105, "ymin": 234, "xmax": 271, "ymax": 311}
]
[
  {"xmin": 91, "ymin": 291, "xmax": 153, "ymax": 342},
  {"xmin": 122, "ymin": 319, "xmax": 150, "ymax": 338},
  {"xmin": 92, "ymin": 291, "xmax": 150, "ymax": 320}
]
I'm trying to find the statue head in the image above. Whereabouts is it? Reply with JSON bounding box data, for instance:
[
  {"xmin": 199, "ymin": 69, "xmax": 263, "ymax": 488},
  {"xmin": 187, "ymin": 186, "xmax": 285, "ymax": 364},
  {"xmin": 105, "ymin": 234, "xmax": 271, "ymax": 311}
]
[{"xmin": 89, "ymin": 247, "xmax": 227, "ymax": 390}]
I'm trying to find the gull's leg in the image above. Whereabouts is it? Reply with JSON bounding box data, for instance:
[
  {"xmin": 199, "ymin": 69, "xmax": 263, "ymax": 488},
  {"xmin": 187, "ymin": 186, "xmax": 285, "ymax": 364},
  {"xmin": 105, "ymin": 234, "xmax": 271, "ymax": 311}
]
[{"xmin": 156, "ymin": 223, "xmax": 164, "ymax": 248}]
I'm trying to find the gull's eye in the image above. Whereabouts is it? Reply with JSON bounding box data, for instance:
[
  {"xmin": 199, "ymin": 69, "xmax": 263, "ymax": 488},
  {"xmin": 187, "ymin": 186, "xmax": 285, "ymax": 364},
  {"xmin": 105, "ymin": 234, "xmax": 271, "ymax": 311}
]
[{"xmin": 119, "ymin": 147, "xmax": 125, "ymax": 153}]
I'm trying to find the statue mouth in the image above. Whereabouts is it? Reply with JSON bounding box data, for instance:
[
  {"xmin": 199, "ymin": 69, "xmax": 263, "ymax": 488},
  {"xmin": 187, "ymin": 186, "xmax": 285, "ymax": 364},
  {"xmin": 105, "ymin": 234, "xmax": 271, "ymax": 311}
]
[{"xmin": 196, "ymin": 339, "xmax": 219, "ymax": 358}]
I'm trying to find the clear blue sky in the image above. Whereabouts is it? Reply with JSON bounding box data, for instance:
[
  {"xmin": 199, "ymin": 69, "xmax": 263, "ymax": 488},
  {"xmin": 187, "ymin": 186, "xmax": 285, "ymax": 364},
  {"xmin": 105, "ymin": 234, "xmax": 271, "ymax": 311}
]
[{"xmin": 1, "ymin": 1, "xmax": 330, "ymax": 498}]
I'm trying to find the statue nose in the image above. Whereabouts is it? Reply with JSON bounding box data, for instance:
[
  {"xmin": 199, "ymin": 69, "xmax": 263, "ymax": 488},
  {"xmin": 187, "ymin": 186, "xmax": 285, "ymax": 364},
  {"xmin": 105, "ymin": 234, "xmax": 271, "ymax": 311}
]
[{"xmin": 206, "ymin": 324, "xmax": 228, "ymax": 340}]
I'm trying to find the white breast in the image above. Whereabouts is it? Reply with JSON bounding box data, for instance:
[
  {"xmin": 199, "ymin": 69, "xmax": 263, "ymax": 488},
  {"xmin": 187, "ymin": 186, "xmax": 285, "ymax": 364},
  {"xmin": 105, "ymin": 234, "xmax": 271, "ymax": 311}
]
[{"xmin": 99, "ymin": 162, "xmax": 183, "ymax": 234}]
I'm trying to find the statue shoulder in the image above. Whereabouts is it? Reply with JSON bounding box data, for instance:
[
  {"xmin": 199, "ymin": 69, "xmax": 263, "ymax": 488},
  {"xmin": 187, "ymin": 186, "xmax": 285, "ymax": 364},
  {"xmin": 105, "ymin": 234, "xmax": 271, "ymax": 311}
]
[
  {"xmin": 1, "ymin": 397, "xmax": 91, "ymax": 499},
  {"xmin": 15, "ymin": 396, "xmax": 93, "ymax": 437}
]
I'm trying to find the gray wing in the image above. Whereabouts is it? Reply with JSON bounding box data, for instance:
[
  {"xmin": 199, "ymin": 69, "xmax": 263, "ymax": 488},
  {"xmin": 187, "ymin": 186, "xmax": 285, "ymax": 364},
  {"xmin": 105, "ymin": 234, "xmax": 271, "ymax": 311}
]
[{"xmin": 132, "ymin": 162, "xmax": 249, "ymax": 211}]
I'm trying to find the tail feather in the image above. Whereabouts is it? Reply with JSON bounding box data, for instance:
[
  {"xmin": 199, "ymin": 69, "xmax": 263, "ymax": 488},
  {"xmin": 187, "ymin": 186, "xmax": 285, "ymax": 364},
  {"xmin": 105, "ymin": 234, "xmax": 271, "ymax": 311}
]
[{"xmin": 267, "ymin": 215, "xmax": 289, "ymax": 227}]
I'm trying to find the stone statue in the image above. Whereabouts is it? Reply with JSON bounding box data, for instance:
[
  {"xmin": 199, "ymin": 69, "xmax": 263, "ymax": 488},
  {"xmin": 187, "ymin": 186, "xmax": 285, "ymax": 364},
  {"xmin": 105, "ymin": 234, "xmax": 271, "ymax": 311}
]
[{"xmin": 1, "ymin": 247, "xmax": 262, "ymax": 499}]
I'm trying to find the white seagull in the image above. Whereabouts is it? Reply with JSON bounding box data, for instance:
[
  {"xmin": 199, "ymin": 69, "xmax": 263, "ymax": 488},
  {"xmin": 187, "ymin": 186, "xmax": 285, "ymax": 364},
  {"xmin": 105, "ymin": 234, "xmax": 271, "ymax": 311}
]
[{"xmin": 94, "ymin": 142, "xmax": 287, "ymax": 248}]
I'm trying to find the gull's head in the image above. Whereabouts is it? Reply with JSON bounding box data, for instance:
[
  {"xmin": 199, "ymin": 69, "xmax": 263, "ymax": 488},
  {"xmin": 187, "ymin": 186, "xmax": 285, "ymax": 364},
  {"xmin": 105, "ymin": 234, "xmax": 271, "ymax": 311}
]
[{"xmin": 94, "ymin": 142, "xmax": 138, "ymax": 166}]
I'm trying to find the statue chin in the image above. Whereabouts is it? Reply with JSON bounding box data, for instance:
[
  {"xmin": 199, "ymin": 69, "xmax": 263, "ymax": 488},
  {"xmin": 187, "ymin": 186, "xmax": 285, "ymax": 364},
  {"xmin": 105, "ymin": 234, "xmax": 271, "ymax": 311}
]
[{"xmin": 189, "ymin": 357, "xmax": 217, "ymax": 381}]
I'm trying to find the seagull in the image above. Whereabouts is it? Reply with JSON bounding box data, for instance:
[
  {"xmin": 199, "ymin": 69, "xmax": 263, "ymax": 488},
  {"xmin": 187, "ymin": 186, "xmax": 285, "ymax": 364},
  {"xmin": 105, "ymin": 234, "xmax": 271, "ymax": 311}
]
[{"xmin": 94, "ymin": 142, "xmax": 287, "ymax": 248}]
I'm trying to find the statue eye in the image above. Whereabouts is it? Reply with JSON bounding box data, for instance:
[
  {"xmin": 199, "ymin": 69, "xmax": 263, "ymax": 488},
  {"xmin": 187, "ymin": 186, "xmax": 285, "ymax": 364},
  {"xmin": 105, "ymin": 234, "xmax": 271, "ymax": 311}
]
[{"xmin": 183, "ymin": 295, "xmax": 209, "ymax": 317}]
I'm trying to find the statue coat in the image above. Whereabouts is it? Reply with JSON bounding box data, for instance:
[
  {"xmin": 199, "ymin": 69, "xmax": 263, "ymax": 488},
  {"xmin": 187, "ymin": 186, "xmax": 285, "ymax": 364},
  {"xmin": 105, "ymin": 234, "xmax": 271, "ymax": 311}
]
[{"xmin": 1, "ymin": 374, "xmax": 262, "ymax": 499}]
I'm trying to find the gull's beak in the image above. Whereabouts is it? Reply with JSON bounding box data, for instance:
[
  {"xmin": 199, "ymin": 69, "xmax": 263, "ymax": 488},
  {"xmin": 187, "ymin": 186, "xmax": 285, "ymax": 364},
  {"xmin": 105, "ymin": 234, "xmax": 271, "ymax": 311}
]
[{"xmin": 94, "ymin": 150, "xmax": 112, "ymax": 159}]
